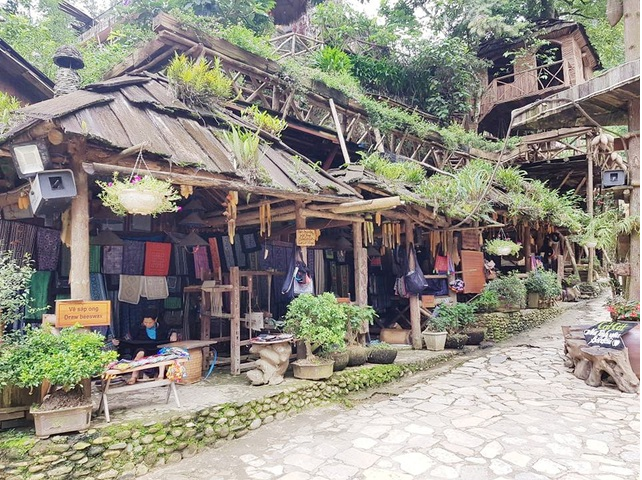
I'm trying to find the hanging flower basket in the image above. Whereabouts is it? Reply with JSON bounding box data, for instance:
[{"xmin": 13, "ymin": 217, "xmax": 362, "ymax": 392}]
[
  {"xmin": 97, "ymin": 173, "xmax": 181, "ymax": 217},
  {"xmin": 484, "ymin": 238, "xmax": 521, "ymax": 257}
]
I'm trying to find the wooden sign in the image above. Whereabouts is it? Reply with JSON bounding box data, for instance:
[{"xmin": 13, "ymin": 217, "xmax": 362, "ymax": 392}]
[
  {"xmin": 461, "ymin": 230, "xmax": 480, "ymax": 250},
  {"xmin": 296, "ymin": 229, "xmax": 317, "ymax": 247},
  {"xmin": 55, "ymin": 300, "xmax": 111, "ymax": 327},
  {"xmin": 583, "ymin": 321, "xmax": 636, "ymax": 349}
]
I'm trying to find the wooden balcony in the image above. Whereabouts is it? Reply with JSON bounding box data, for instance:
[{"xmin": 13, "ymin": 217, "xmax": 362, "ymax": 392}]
[{"xmin": 479, "ymin": 59, "xmax": 571, "ymax": 120}]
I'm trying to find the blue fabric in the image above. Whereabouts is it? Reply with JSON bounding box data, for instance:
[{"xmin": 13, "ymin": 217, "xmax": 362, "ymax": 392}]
[{"xmin": 146, "ymin": 327, "xmax": 157, "ymax": 340}]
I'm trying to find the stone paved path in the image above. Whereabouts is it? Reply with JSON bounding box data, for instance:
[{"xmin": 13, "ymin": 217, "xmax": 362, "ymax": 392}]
[{"xmin": 138, "ymin": 295, "xmax": 640, "ymax": 480}]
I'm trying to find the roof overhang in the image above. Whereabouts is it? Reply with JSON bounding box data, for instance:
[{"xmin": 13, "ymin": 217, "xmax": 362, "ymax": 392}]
[{"xmin": 512, "ymin": 60, "xmax": 640, "ymax": 130}]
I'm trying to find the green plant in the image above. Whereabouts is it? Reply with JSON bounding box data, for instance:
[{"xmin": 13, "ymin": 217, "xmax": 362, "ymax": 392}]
[
  {"xmin": 341, "ymin": 302, "xmax": 377, "ymax": 345},
  {"xmin": 484, "ymin": 238, "xmax": 522, "ymax": 256},
  {"xmin": 524, "ymin": 268, "xmax": 562, "ymax": 301},
  {"xmin": 367, "ymin": 341, "xmax": 394, "ymax": 350},
  {"xmin": 0, "ymin": 324, "xmax": 117, "ymax": 393},
  {"xmin": 283, "ymin": 293, "xmax": 348, "ymax": 361},
  {"xmin": 166, "ymin": 54, "xmax": 233, "ymax": 107},
  {"xmin": 0, "ymin": 250, "xmax": 39, "ymax": 332},
  {"xmin": 471, "ymin": 289, "xmax": 500, "ymax": 313},
  {"xmin": 313, "ymin": 46, "xmax": 353, "ymax": 74},
  {"xmin": 219, "ymin": 124, "xmax": 271, "ymax": 185},
  {"xmin": 0, "ymin": 92, "xmax": 20, "ymax": 133},
  {"xmin": 96, "ymin": 173, "xmax": 182, "ymax": 217},
  {"xmin": 433, "ymin": 302, "xmax": 476, "ymax": 332},
  {"xmin": 241, "ymin": 105, "xmax": 288, "ymax": 137},
  {"xmin": 485, "ymin": 273, "xmax": 527, "ymax": 309},
  {"xmin": 605, "ymin": 297, "xmax": 640, "ymax": 321}
]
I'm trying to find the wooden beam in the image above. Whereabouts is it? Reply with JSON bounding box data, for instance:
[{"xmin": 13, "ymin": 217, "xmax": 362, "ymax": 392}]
[
  {"xmin": 329, "ymin": 99, "xmax": 351, "ymax": 165},
  {"xmin": 330, "ymin": 196, "xmax": 403, "ymax": 214}
]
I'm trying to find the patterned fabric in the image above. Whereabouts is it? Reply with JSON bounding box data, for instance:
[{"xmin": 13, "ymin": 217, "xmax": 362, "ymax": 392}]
[
  {"xmin": 163, "ymin": 296, "xmax": 182, "ymax": 310},
  {"xmin": 122, "ymin": 240, "xmax": 145, "ymax": 275},
  {"xmin": 59, "ymin": 245, "xmax": 71, "ymax": 277},
  {"xmin": 108, "ymin": 291, "xmax": 120, "ymax": 338},
  {"xmin": 89, "ymin": 245, "xmax": 102, "ymax": 273},
  {"xmin": 172, "ymin": 245, "xmax": 189, "ymax": 275},
  {"xmin": 25, "ymin": 271, "xmax": 52, "ymax": 320},
  {"xmin": 0, "ymin": 220, "xmax": 12, "ymax": 249},
  {"xmin": 233, "ymin": 235, "xmax": 246, "ymax": 268},
  {"xmin": 118, "ymin": 275, "xmax": 143, "ymax": 304},
  {"xmin": 36, "ymin": 228, "xmax": 61, "ymax": 271},
  {"xmin": 193, "ymin": 245, "xmax": 211, "ymax": 281},
  {"xmin": 90, "ymin": 273, "xmax": 108, "ymax": 301},
  {"xmin": 8, "ymin": 222, "xmax": 37, "ymax": 264},
  {"xmin": 221, "ymin": 236, "xmax": 235, "ymax": 271},
  {"xmin": 144, "ymin": 242, "xmax": 171, "ymax": 276},
  {"xmin": 103, "ymin": 246, "xmax": 124, "ymax": 275},
  {"xmin": 166, "ymin": 276, "xmax": 183, "ymax": 295},
  {"xmin": 314, "ymin": 249, "xmax": 325, "ymax": 295},
  {"xmin": 141, "ymin": 276, "xmax": 169, "ymax": 300}
]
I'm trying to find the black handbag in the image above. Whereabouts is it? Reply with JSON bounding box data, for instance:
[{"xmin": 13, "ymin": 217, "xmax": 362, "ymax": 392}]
[{"xmin": 404, "ymin": 244, "xmax": 428, "ymax": 295}]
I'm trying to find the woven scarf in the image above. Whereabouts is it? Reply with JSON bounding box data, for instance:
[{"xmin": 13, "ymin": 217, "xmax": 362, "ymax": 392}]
[
  {"xmin": 141, "ymin": 276, "xmax": 169, "ymax": 300},
  {"xmin": 102, "ymin": 246, "xmax": 124, "ymax": 275},
  {"xmin": 144, "ymin": 242, "xmax": 172, "ymax": 276},
  {"xmin": 36, "ymin": 227, "xmax": 61, "ymax": 271},
  {"xmin": 193, "ymin": 245, "xmax": 211, "ymax": 281},
  {"xmin": 9, "ymin": 222, "xmax": 37, "ymax": 264},
  {"xmin": 122, "ymin": 240, "xmax": 145, "ymax": 275},
  {"xmin": 118, "ymin": 275, "xmax": 143, "ymax": 304},
  {"xmin": 90, "ymin": 273, "xmax": 108, "ymax": 301},
  {"xmin": 89, "ymin": 245, "xmax": 102, "ymax": 273},
  {"xmin": 172, "ymin": 245, "xmax": 189, "ymax": 276}
]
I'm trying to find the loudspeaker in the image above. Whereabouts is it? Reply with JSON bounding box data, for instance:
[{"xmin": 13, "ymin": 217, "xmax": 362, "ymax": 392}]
[
  {"xmin": 602, "ymin": 170, "xmax": 626, "ymax": 187},
  {"xmin": 29, "ymin": 170, "xmax": 77, "ymax": 216}
]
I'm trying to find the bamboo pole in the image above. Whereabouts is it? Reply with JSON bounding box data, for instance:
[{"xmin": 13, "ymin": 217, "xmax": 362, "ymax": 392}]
[
  {"xmin": 330, "ymin": 196, "xmax": 403, "ymax": 214},
  {"xmin": 329, "ymin": 98, "xmax": 351, "ymax": 165}
]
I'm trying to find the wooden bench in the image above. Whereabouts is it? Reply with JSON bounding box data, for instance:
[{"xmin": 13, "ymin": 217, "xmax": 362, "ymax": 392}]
[
  {"xmin": 97, "ymin": 358, "xmax": 188, "ymax": 423},
  {"xmin": 562, "ymin": 325, "xmax": 639, "ymax": 394}
]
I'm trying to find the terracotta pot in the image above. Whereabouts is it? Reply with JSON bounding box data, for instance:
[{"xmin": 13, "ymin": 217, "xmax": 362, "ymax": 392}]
[{"xmin": 622, "ymin": 324, "xmax": 640, "ymax": 379}]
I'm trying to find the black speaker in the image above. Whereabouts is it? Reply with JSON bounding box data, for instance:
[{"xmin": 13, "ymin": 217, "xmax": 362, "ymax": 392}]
[
  {"xmin": 602, "ymin": 170, "xmax": 626, "ymax": 187},
  {"xmin": 29, "ymin": 170, "xmax": 77, "ymax": 216}
]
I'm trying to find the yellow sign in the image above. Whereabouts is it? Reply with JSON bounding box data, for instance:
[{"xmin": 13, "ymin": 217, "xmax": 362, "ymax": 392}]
[
  {"xmin": 296, "ymin": 229, "xmax": 317, "ymax": 247},
  {"xmin": 55, "ymin": 300, "xmax": 111, "ymax": 328}
]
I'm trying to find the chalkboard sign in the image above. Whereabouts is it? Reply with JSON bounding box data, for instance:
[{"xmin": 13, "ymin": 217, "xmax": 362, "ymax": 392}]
[{"xmin": 583, "ymin": 321, "xmax": 636, "ymax": 349}]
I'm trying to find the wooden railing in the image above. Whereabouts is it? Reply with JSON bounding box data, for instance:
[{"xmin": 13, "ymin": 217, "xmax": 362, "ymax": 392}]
[
  {"xmin": 480, "ymin": 59, "xmax": 571, "ymax": 119},
  {"xmin": 269, "ymin": 32, "xmax": 323, "ymax": 60}
]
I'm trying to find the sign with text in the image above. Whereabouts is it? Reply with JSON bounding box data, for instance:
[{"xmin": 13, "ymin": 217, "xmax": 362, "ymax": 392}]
[
  {"xmin": 583, "ymin": 321, "xmax": 636, "ymax": 349},
  {"xmin": 55, "ymin": 300, "xmax": 111, "ymax": 327},
  {"xmin": 296, "ymin": 229, "xmax": 317, "ymax": 247}
]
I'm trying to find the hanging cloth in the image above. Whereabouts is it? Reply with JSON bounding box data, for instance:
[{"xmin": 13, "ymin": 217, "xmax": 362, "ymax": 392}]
[
  {"xmin": 36, "ymin": 227, "xmax": 61, "ymax": 271},
  {"xmin": 144, "ymin": 241, "xmax": 172, "ymax": 276}
]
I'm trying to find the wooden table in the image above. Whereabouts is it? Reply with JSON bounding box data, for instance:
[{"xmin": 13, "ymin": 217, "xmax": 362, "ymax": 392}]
[
  {"xmin": 159, "ymin": 340, "xmax": 218, "ymax": 384},
  {"xmin": 98, "ymin": 358, "xmax": 188, "ymax": 423}
]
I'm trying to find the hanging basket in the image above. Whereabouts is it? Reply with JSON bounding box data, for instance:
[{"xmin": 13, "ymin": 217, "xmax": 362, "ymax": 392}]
[
  {"xmin": 496, "ymin": 245, "xmax": 513, "ymax": 256},
  {"xmin": 119, "ymin": 188, "xmax": 164, "ymax": 215}
]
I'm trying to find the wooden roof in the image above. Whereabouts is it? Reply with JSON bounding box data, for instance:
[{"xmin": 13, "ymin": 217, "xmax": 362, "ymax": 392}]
[
  {"xmin": 0, "ymin": 38, "xmax": 54, "ymax": 103},
  {"xmin": 0, "ymin": 73, "xmax": 359, "ymax": 201},
  {"xmin": 512, "ymin": 60, "xmax": 640, "ymax": 130}
]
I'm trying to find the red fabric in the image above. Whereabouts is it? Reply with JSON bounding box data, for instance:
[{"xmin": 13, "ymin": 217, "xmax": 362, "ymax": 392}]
[
  {"xmin": 208, "ymin": 237, "xmax": 222, "ymax": 280},
  {"xmin": 144, "ymin": 242, "xmax": 172, "ymax": 276}
]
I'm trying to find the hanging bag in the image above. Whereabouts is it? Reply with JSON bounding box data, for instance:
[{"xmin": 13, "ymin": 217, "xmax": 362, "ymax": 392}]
[
  {"xmin": 282, "ymin": 247, "xmax": 315, "ymax": 297},
  {"xmin": 404, "ymin": 244, "xmax": 429, "ymax": 295}
]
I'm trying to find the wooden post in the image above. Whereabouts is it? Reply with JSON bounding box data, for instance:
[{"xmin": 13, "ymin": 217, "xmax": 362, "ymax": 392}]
[
  {"xmin": 294, "ymin": 200, "xmax": 307, "ymax": 359},
  {"xmin": 352, "ymin": 222, "xmax": 367, "ymax": 306},
  {"xmin": 587, "ymin": 147, "xmax": 595, "ymax": 284},
  {"xmin": 329, "ymin": 99, "xmax": 351, "ymax": 165},
  {"xmin": 405, "ymin": 219, "xmax": 422, "ymax": 350},
  {"xmin": 230, "ymin": 266, "xmax": 241, "ymax": 375},
  {"xmin": 627, "ymin": 99, "xmax": 639, "ymax": 301},
  {"xmin": 523, "ymin": 224, "xmax": 532, "ymax": 272},
  {"xmin": 564, "ymin": 236, "xmax": 579, "ymax": 277},
  {"xmin": 69, "ymin": 139, "xmax": 91, "ymax": 300}
]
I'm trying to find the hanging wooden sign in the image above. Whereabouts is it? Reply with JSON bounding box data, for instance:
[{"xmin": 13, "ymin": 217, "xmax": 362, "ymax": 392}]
[
  {"xmin": 55, "ymin": 300, "xmax": 111, "ymax": 327},
  {"xmin": 296, "ymin": 229, "xmax": 317, "ymax": 247},
  {"xmin": 461, "ymin": 230, "xmax": 480, "ymax": 250}
]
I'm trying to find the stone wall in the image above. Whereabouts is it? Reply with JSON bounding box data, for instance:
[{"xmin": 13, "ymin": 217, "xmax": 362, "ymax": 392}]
[
  {"xmin": 0, "ymin": 354, "xmax": 454, "ymax": 480},
  {"xmin": 474, "ymin": 307, "xmax": 564, "ymax": 342}
]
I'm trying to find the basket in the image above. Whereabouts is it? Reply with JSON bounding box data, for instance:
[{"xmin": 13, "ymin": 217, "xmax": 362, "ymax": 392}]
[{"xmin": 180, "ymin": 349, "xmax": 203, "ymax": 384}]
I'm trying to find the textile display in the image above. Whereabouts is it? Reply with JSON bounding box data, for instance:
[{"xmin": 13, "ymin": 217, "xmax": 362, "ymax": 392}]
[
  {"xmin": 208, "ymin": 237, "xmax": 222, "ymax": 279},
  {"xmin": 338, "ymin": 264, "xmax": 350, "ymax": 298},
  {"xmin": 9, "ymin": 221, "xmax": 37, "ymax": 264},
  {"xmin": 89, "ymin": 245, "xmax": 102, "ymax": 273},
  {"xmin": 0, "ymin": 220, "xmax": 11, "ymax": 249},
  {"xmin": 172, "ymin": 245, "xmax": 189, "ymax": 275},
  {"xmin": 241, "ymin": 232, "xmax": 261, "ymax": 253},
  {"xmin": 460, "ymin": 250, "xmax": 486, "ymax": 294},
  {"xmin": 122, "ymin": 240, "xmax": 145, "ymax": 275},
  {"xmin": 141, "ymin": 276, "xmax": 169, "ymax": 300},
  {"xmin": 36, "ymin": 228, "xmax": 61, "ymax": 271},
  {"xmin": 233, "ymin": 234, "xmax": 247, "ymax": 268},
  {"xmin": 108, "ymin": 291, "xmax": 120, "ymax": 338},
  {"xmin": 221, "ymin": 235, "xmax": 235, "ymax": 271},
  {"xmin": 102, "ymin": 245, "xmax": 124, "ymax": 275},
  {"xmin": 144, "ymin": 242, "xmax": 172, "ymax": 276},
  {"xmin": 25, "ymin": 271, "xmax": 52, "ymax": 320},
  {"xmin": 118, "ymin": 275, "xmax": 143, "ymax": 304},
  {"xmin": 314, "ymin": 249, "xmax": 325, "ymax": 295},
  {"xmin": 59, "ymin": 245, "xmax": 71, "ymax": 277},
  {"xmin": 193, "ymin": 245, "xmax": 211, "ymax": 281},
  {"xmin": 166, "ymin": 276, "xmax": 183, "ymax": 295},
  {"xmin": 163, "ymin": 296, "xmax": 182, "ymax": 310},
  {"xmin": 90, "ymin": 273, "xmax": 108, "ymax": 301}
]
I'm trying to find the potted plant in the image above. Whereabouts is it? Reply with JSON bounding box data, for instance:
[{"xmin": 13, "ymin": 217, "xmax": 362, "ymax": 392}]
[
  {"xmin": 524, "ymin": 268, "xmax": 562, "ymax": 308},
  {"xmin": 0, "ymin": 250, "xmax": 38, "ymax": 336},
  {"xmin": 484, "ymin": 273, "xmax": 526, "ymax": 312},
  {"xmin": 320, "ymin": 343, "xmax": 349, "ymax": 372},
  {"xmin": 471, "ymin": 289, "xmax": 500, "ymax": 313},
  {"xmin": 283, "ymin": 293, "xmax": 347, "ymax": 380},
  {"xmin": 366, "ymin": 342, "xmax": 398, "ymax": 364},
  {"xmin": 0, "ymin": 325, "xmax": 117, "ymax": 437},
  {"xmin": 421, "ymin": 310, "xmax": 456, "ymax": 351},
  {"xmin": 342, "ymin": 302, "xmax": 377, "ymax": 366},
  {"xmin": 484, "ymin": 238, "xmax": 522, "ymax": 256},
  {"xmin": 96, "ymin": 173, "xmax": 182, "ymax": 217}
]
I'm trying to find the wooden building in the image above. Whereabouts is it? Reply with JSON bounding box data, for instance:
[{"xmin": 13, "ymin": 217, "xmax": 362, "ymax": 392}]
[
  {"xmin": 0, "ymin": 38, "xmax": 54, "ymax": 104},
  {"xmin": 478, "ymin": 20, "xmax": 601, "ymax": 137}
]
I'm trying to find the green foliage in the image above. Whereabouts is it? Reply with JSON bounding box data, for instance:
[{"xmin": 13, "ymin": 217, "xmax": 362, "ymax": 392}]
[
  {"xmin": 341, "ymin": 302, "xmax": 377, "ymax": 345},
  {"xmin": 166, "ymin": 54, "xmax": 233, "ymax": 106},
  {"xmin": 283, "ymin": 293, "xmax": 348, "ymax": 360},
  {"xmin": 524, "ymin": 268, "xmax": 562, "ymax": 300},
  {"xmin": 218, "ymin": 23, "xmax": 276, "ymax": 59},
  {"xmin": 425, "ymin": 312, "xmax": 454, "ymax": 332},
  {"xmin": 484, "ymin": 238, "xmax": 522, "ymax": 256},
  {"xmin": 434, "ymin": 302, "xmax": 477, "ymax": 332},
  {"xmin": 0, "ymin": 325, "xmax": 117, "ymax": 392},
  {"xmin": 358, "ymin": 152, "xmax": 425, "ymax": 185},
  {"xmin": 0, "ymin": 250, "xmax": 38, "ymax": 330},
  {"xmin": 96, "ymin": 173, "xmax": 181, "ymax": 217},
  {"xmin": 367, "ymin": 341, "xmax": 394, "ymax": 351},
  {"xmin": 288, "ymin": 155, "xmax": 321, "ymax": 194},
  {"xmin": 219, "ymin": 124, "xmax": 271, "ymax": 185},
  {"xmin": 0, "ymin": 92, "xmax": 21, "ymax": 134},
  {"xmin": 241, "ymin": 105, "xmax": 287, "ymax": 137},
  {"xmin": 471, "ymin": 289, "xmax": 500, "ymax": 313},
  {"xmin": 313, "ymin": 46, "xmax": 353, "ymax": 74},
  {"xmin": 485, "ymin": 272, "xmax": 527, "ymax": 309}
]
